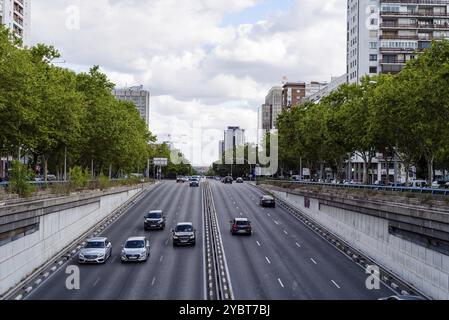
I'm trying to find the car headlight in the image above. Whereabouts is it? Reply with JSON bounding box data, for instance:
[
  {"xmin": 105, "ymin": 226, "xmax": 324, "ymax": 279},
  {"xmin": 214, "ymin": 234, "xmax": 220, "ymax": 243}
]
[
  {"xmin": 173, "ymin": 235, "xmax": 179, "ymax": 239},
  {"xmin": 98, "ymin": 253, "xmax": 105, "ymax": 257},
  {"xmin": 190, "ymin": 235, "xmax": 195, "ymax": 239},
  {"xmin": 79, "ymin": 253, "xmax": 85, "ymax": 258}
]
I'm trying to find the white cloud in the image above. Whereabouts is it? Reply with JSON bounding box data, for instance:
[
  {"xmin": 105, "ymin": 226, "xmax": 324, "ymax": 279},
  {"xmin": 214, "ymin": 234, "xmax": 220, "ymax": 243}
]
[{"xmin": 30, "ymin": 0, "xmax": 346, "ymax": 165}]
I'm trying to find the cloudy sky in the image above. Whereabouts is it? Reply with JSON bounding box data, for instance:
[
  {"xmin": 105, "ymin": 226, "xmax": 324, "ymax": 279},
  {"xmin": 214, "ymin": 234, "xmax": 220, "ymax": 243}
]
[{"xmin": 30, "ymin": 0, "xmax": 347, "ymax": 166}]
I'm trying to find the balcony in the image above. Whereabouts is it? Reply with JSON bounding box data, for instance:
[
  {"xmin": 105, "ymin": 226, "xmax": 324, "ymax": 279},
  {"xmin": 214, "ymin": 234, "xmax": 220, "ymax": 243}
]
[
  {"xmin": 381, "ymin": 11, "xmax": 449, "ymax": 18},
  {"xmin": 381, "ymin": 22, "xmax": 449, "ymax": 29},
  {"xmin": 380, "ymin": 34, "xmax": 419, "ymax": 39},
  {"xmin": 380, "ymin": 0, "xmax": 449, "ymax": 4},
  {"xmin": 380, "ymin": 59, "xmax": 407, "ymax": 64}
]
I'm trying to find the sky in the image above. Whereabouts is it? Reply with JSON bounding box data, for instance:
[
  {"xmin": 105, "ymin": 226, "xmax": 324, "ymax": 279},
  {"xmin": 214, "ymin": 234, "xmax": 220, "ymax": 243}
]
[{"xmin": 30, "ymin": 0, "xmax": 347, "ymax": 166}]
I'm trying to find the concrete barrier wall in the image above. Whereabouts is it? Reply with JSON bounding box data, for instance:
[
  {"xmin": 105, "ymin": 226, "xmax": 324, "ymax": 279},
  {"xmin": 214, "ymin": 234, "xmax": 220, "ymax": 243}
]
[
  {"xmin": 0, "ymin": 187, "xmax": 142, "ymax": 295},
  {"xmin": 269, "ymin": 189, "xmax": 449, "ymax": 300}
]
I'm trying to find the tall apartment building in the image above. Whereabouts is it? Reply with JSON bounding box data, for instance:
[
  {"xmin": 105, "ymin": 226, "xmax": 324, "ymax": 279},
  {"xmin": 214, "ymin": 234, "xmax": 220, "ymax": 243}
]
[
  {"xmin": 257, "ymin": 103, "xmax": 272, "ymax": 144},
  {"xmin": 218, "ymin": 140, "xmax": 225, "ymax": 159},
  {"xmin": 113, "ymin": 85, "xmax": 150, "ymax": 129},
  {"xmin": 265, "ymin": 87, "xmax": 283, "ymax": 129},
  {"xmin": 281, "ymin": 82, "xmax": 306, "ymax": 110},
  {"xmin": 306, "ymin": 74, "xmax": 348, "ymax": 104},
  {"xmin": 224, "ymin": 126, "xmax": 246, "ymax": 154},
  {"xmin": 0, "ymin": 0, "xmax": 31, "ymax": 43},
  {"xmin": 347, "ymin": 0, "xmax": 449, "ymax": 83}
]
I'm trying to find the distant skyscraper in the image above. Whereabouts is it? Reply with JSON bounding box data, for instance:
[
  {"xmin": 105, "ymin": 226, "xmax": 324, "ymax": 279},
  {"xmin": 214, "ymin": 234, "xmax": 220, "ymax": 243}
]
[
  {"xmin": 0, "ymin": 0, "xmax": 31, "ymax": 43},
  {"xmin": 113, "ymin": 85, "xmax": 150, "ymax": 129},
  {"xmin": 224, "ymin": 127, "xmax": 245, "ymax": 153},
  {"xmin": 265, "ymin": 87, "xmax": 282, "ymax": 129},
  {"xmin": 218, "ymin": 140, "xmax": 225, "ymax": 159}
]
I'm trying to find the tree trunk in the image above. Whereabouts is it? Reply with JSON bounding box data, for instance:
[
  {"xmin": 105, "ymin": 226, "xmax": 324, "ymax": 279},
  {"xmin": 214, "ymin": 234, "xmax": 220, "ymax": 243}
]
[
  {"xmin": 427, "ymin": 156, "xmax": 434, "ymax": 186},
  {"xmin": 43, "ymin": 155, "xmax": 48, "ymax": 182}
]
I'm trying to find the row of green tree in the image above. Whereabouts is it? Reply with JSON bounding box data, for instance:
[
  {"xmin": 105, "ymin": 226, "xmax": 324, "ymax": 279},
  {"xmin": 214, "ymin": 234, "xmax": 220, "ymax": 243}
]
[
  {"xmin": 0, "ymin": 26, "xmax": 192, "ymax": 181},
  {"xmin": 277, "ymin": 40, "xmax": 449, "ymax": 185}
]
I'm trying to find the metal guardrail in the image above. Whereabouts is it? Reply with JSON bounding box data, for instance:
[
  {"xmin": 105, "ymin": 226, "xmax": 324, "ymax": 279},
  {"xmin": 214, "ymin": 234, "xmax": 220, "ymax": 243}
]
[
  {"xmin": 202, "ymin": 181, "xmax": 233, "ymax": 300},
  {"xmin": 257, "ymin": 179, "xmax": 449, "ymax": 196}
]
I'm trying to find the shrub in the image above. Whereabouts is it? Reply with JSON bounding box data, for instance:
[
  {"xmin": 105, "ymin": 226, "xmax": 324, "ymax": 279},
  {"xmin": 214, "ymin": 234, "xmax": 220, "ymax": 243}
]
[
  {"xmin": 8, "ymin": 160, "xmax": 35, "ymax": 198},
  {"xmin": 98, "ymin": 175, "xmax": 110, "ymax": 190},
  {"xmin": 69, "ymin": 166, "xmax": 90, "ymax": 189}
]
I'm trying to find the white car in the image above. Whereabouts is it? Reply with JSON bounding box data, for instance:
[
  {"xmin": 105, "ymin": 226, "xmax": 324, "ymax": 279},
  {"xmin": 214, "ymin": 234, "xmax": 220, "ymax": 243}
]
[
  {"xmin": 121, "ymin": 237, "xmax": 150, "ymax": 262},
  {"xmin": 78, "ymin": 237, "xmax": 112, "ymax": 264}
]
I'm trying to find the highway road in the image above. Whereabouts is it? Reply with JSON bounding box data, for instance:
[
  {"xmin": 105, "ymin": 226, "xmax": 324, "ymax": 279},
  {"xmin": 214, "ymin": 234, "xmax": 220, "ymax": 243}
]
[{"xmin": 27, "ymin": 180, "xmax": 393, "ymax": 300}]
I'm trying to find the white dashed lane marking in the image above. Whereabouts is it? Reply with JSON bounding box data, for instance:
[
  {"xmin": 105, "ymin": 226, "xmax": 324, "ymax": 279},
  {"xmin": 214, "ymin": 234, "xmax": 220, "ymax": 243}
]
[
  {"xmin": 265, "ymin": 257, "xmax": 271, "ymax": 264},
  {"xmin": 310, "ymin": 258, "xmax": 317, "ymax": 265},
  {"xmin": 331, "ymin": 280, "xmax": 341, "ymax": 289},
  {"xmin": 278, "ymin": 278, "xmax": 285, "ymax": 288}
]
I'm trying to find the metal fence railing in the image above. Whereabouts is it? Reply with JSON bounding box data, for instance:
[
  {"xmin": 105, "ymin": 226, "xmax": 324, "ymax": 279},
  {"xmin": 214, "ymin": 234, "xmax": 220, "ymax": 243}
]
[{"xmin": 257, "ymin": 180, "xmax": 449, "ymax": 196}]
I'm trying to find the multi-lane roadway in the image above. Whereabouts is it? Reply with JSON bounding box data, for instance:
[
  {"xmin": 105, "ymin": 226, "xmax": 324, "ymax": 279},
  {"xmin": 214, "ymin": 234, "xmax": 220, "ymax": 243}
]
[{"xmin": 27, "ymin": 180, "xmax": 393, "ymax": 300}]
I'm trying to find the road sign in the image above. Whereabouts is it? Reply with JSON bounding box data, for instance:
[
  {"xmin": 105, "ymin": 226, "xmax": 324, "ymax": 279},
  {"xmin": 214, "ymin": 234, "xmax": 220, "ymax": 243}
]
[{"xmin": 153, "ymin": 158, "xmax": 168, "ymax": 167}]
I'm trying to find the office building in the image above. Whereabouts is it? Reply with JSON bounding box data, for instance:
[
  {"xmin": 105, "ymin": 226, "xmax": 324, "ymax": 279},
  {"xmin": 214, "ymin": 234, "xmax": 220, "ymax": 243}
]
[
  {"xmin": 113, "ymin": 85, "xmax": 150, "ymax": 129},
  {"xmin": 224, "ymin": 126, "xmax": 245, "ymax": 154},
  {"xmin": 0, "ymin": 0, "xmax": 31, "ymax": 43},
  {"xmin": 265, "ymin": 87, "xmax": 283, "ymax": 129},
  {"xmin": 347, "ymin": 0, "xmax": 449, "ymax": 83}
]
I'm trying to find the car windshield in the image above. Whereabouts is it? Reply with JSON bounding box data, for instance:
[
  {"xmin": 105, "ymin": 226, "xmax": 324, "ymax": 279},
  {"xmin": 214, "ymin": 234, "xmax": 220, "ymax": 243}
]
[
  {"xmin": 125, "ymin": 240, "xmax": 145, "ymax": 248},
  {"xmin": 147, "ymin": 212, "xmax": 161, "ymax": 219},
  {"xmin": 85, "ymin": 241, "xmax": 105, "ymax": 248},
  {"xmin": 176, "ymin": 225, "xmax": 193, "ymax": 232}
]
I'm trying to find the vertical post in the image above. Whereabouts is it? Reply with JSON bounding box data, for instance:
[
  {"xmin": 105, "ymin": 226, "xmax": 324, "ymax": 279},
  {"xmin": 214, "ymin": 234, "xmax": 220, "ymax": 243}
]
[
  {"xmin": 64, "ymin": 146, "xmax": 67, "ymax": 181},
  {"xmin": 147, "ymin": 158, "xmax": 150, "ymax": 179},
  {"xmin": 91, "ymin": 158, "xmax": 94, "ymax": 179},
  {"xmin": 299, "ymin": 157, "xmax": 303, "ymax": 181},
  {"xmin": 109, "ymin": 164, "xmax": 112, "ymax": 179}
]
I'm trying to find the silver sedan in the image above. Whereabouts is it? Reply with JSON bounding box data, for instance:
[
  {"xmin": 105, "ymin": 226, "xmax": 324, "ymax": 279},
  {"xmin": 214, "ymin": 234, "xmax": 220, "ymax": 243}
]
[{"xmin": 78, "ymin": 237, "xmax": 112, "ymax": 264}]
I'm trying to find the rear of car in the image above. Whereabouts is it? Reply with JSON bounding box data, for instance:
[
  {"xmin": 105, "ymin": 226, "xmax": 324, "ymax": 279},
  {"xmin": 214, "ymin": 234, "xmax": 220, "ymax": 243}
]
[
  {"xmin": 260, "ymin": 195, "xmax": 275, "ymax": 207},
  {"xmin": 230, "ymin": 218, "xmax": 252, "ymax": 235},
  {"xmin": 236, "ymin": 178, "xmax": 243, "ymax": 183}
]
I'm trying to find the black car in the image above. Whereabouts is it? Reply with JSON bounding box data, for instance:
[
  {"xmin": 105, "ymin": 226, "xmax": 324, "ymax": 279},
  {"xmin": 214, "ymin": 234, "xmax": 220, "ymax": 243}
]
[
  {"xmin": 144, "ymin": 210, "xmax": 166, "ymax": 230},
  {"xmin": 260, "ymin": 195, "xmax": 275, "ymax": 207},
  {"xmin": 230, "ymin": 218, "xmax": 252, "ymax": 235},
  {"xmin": 222, "ymin": 176, "xmax": 233, "ymax": 184}
]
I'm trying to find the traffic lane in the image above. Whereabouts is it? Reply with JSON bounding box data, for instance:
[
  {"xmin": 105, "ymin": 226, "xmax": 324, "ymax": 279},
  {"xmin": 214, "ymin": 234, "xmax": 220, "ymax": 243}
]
[
  {"xmin": 237, "ymin": 182, "xmax": 394, "ymax": 299},
  {"xmin": 211, "ymin": 181, "xmax": 291, "ymax": 300},
  {"xmin": 27, "ymin": 182, "xmax": 180, "ymax": 300},
  {"xmin": 103, "ymin": 180, "xmax": 193, "ymax": 299},
  {"xmin": 152, "ymin": 182, "xmax": 204, "ymax": 300},
  {"xmin": 214, "ymin": 181, "xmax": 320, "ymax": 299}
]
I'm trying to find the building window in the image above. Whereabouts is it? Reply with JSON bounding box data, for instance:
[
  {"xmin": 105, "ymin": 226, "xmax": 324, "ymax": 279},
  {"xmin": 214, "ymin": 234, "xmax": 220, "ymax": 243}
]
[
  {"xmin": 369, "ymin": 30, "xmax": 378, "ymax": 38},
  {"xmin": 369, "ymin": 42, "xmax": 378, "ymax": 49},
  {"xmin": 370, "ymin": 54, "xmax": 377, "ymax": 61},
  {"xmin": 369, "ymin": 66, "xmax": 378, "ymax": 74}
]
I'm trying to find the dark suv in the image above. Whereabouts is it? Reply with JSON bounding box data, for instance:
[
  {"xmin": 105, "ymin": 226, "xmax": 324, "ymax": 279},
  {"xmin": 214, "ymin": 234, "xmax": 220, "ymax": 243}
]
[
  {"xmin": 260, "ymin": 195, "xmax": 275, "ymax": 207},
  {"xmin": 144, "ymin": 210, "xmax": 166, "ymax": 230},
  {"xmin": 222, "ymin": 176, "xmax": 233, "ymax": 184},
  {"xmin": 230, "ymin": 218, "xmax": 252, "ymax": 235},
  {"xmin": 172, "ymin": 223, "xmax": 196, "ymax": 246}
]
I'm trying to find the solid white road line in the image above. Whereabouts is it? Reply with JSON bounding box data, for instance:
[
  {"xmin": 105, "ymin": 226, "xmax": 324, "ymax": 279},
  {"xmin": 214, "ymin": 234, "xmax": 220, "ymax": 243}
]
[
  {"xmin": 278, "ymin": 278, "xmax": 285, "ymax": 288},
  {"xmin": 331, "ymin": 280, "xmax": 341, "ymax": 289}
]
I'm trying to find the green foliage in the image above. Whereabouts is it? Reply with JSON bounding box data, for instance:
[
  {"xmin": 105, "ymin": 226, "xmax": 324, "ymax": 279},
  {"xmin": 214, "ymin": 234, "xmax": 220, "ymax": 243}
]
[
  {"xmin": 275, "ymin": 40, "xmax": 449, "ymax": 183},
  {"xmin": 8, "ymin": 161, "xmax": 35, "ymax": 198},
  {"xmin": 97, "ymin": 175, "xmax": 110, "ymax": 190},
  {"xmin": 69, "ymin": 166, "xmax": 90, "ymax": 189}
]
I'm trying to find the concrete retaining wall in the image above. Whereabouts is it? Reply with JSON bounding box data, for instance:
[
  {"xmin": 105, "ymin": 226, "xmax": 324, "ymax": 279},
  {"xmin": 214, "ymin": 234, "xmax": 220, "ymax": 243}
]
[
  {"xmin": 0, "ymin": 186, "xmax": 143, "ymax": 296},
  {"xmin": 266, "ymin": 187, "xmax": 449, "ymax": 300}
]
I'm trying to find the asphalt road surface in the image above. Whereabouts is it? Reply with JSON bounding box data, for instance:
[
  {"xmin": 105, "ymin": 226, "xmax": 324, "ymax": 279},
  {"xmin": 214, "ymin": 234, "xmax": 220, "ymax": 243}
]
[{"xmin": 28, "ymin": 180, "xmax": 393, "ymax": 300}]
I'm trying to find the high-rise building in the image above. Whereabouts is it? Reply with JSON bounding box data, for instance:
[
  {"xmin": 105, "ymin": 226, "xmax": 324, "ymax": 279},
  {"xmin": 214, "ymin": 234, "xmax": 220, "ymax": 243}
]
[
  {"xmin": 224, "ymin": 126, "xmax": 245, "ymax": 154},
  {"xmin": 265, "ymin": 87, "xmax": 282, "ymax": 129},
  {"xmin": 306, "ymin": 74, "xmax": 348, "ymax": 104},
  {"xmin": 0, "ymin": 0, "xmax": 31, "ymax": 43},
  {"xmin": 281, "ymin": 82, "xmax": 306, "ymax": 110},
  {"xmin": 218, "ymin": 140, "xmax": 225, "ymax": 159},
  {"xmin": 347, "ymin": 0, "xmax": 449, "ymax": 83},
  {"xmin": 113, "ymin": 85, "xmax": 150, "ymax": 129}
]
